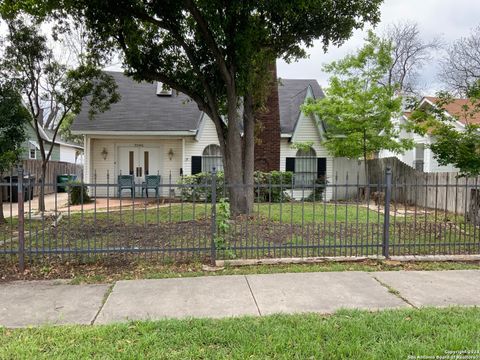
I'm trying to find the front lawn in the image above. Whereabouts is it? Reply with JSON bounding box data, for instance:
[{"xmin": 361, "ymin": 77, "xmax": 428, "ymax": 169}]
[
  {"xmin": 1, "ymin": 307, "xmax": 479, "ymax": 359},
  {"xmin": 1, "ymin": 202, "xmax": 477, "ymax": 260}
]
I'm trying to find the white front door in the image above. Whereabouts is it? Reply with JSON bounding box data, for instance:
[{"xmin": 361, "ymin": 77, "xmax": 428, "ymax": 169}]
[{"xmin": 118, "ymin": 146, "xmax": 162, "ymax": 195}]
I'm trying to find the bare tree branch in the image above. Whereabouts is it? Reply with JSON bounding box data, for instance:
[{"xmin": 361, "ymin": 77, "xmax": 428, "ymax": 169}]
[
  {"xmin": 383, "ymin": 21, "xmax": 441, "ymax": 95},
  {"xmin": 440, "ymin": 25, "xmax": 480, "ymax": 96}
]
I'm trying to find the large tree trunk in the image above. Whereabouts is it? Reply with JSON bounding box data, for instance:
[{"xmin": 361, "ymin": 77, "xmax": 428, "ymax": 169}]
[
  {"xmin": 363, "ymin": 130, "xmax": 370, "ymax": 201},
  {"xmin": 243, "ymin": 94, "xmax": 255, "ymax": 214},
  {"xmin": 469, "ymin": 189, "xmax": 480, "ymax": 226},
  {"xmin": 0, "ymin": 172, "xmax": 4, "ymax": 224},
  {"xmin": 223, "ymin": 116, "xmax": 251, "ymax": 216},
  {"xmin": 38, "ymin": 161, "xmax": 47, "ymax": 213},
  {"xmin": 211, "ymin": 62, "xmax": 278, "ymax": 216},
  {"xmin": 219, "ymin": 82, "xmax": 255, "ymax": 216}
]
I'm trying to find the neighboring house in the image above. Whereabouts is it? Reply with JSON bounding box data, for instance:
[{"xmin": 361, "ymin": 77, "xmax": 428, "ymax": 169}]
[
  {"xmin": 72, "ymin": 71, "xmax": 338, "ymax": 198},
  {"xmin": 22, "ymin": 121, "xmax": 84, "ymax": 165},
  {"xmin": 379, "ymin": 96, "xmax": 480, "ymax": 173}
]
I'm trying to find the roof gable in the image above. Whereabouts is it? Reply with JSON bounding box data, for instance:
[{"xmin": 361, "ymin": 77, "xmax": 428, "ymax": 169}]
[
  {"xmin": 422, "ymin": 96, "xmax": 480, "ymax": 125},
  {"xmin": 278, "ymin": 79, "xmax": 324, "ymax": 134}
]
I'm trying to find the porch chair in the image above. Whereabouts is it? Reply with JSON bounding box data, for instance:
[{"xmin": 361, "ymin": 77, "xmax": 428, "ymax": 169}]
[
  {"xmin": 117, "ymin": 175, "xmax": 135, "ymax": 198},
  {"xmin": 142, "ymin": 175, "xmax": 161, "ymax": 198}
]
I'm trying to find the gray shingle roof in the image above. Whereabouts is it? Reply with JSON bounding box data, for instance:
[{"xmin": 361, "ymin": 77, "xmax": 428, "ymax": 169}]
[
  {"xmin": 72, "ymin": 71, "xmax": 323, "ymax": 134},
  {"xmin": 43, "ymin": 128, "xmax": 84, "ymax": 149},
  {"xmin": 278, "ymin": 79, "xmax": 324, "ymax": 133}
]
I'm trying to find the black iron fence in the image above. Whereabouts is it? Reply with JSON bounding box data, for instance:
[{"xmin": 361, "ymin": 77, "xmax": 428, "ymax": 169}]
[{"xmin": 1, "ymin": 166, "xmax": 479, "ymax": 271}]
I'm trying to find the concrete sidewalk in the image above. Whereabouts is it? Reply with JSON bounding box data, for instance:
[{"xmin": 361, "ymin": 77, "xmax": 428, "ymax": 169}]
[{"xmin": 1, "ymin": 270, "xmax": 479, "ymax": 328}]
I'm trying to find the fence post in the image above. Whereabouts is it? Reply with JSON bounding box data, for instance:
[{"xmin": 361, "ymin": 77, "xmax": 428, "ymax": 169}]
[
  {"xmin": 17, "ymin": 164, "xmax": 25, "ymax": 272},
  {"xmin": 210, "ymin": 168, "xmax": 217, "ymax": 266},
  {"xmin": 382, "ymin": 167, "xmax": 392, "ymax": 258}
]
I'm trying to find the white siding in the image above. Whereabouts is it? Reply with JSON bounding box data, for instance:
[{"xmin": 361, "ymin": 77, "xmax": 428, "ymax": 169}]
[
  {"xmin": 88, "ymin": 136, "xmax": 185, "ymax": 196},
  {"xmin": 379, "ymin": 115, "xmax": 461, "ymax": 173},
  {"xmin": 280, "ymin": 112, "xmax": 334, "ymax": 200},
  {"xmin": 426, "ymin": 148, "xmax": 458, "ymax": 172},
  {"xmin": 59, "ymin": 145, "xmax": 78, "ymax": 164},
  {"xmin": 84, "ymin": 135, "xmax": 91, "ymax": 183},
  {"xmin": 183, "ymin": 115, "xmax": 220, "ymax": 175},
  {"xmin": 83, "ymin": 114, "xmax": 343, "ymax": 200}
]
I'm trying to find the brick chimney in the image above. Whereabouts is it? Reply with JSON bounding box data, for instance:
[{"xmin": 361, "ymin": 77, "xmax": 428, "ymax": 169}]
[{"xmin": 254, "ymin": 62, "xmax": 281, "ymax": 172}]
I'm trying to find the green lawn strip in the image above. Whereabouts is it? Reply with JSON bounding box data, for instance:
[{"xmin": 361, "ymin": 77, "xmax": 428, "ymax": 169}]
[
  {"xmin": 0, "ymin": 307, "xmax": 479, "ymax": 359},
  {"xmin": 65, "ymin": 260, "xmax": 480, "ymax": 284},
  {"xmin": 59, "ymin": 203, "xmax": 382, "ymax": 224},
  {"xmin": 1, "ymin": 257, "xmax": 479, "ymax": 283},
  {"xmin": 61, "ymin": 202, "xmax": 471, "ymax": 231}
]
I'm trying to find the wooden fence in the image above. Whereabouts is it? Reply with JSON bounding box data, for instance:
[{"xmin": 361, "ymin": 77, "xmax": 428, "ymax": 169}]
[
  {"xmin": 367, "ymin": 158, "xmax": 479, "ymax": 216},
  {"xmin": 2, "ymin": 160, "xmax": 83, "ymax": 197}
]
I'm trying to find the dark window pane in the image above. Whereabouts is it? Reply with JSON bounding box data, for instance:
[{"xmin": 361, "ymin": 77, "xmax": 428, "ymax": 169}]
[
  {"xmin": 144, "ymin": 151, "xmax": 149, "ymax": 175},
  {"xmin": 129, "ymin": 151, "xmax": 134, "ymax": 175}
]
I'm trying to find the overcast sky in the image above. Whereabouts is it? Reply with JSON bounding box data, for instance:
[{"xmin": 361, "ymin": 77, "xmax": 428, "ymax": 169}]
[{"xmin": 277, "ymin": 0, "xmax": 480, "ymax": 95}]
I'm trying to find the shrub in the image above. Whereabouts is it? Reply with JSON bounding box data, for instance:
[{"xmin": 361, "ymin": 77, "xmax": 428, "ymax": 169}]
[
  {"xmin": 306, "ymin": 176, "xmax": 328, "ymax": 202},
  {"xmin": 67, "ymin": 180, "xmax": 91, "ymax": 205},
  {"xmin": 254, "ymin": 171, "xmax": 293, "ymax": 203},
  {"xmin": 179, "ymin": 170, "xmax": 293, "ymax": 203},
  {"xmin": 179, "ymin": 171, "xmax": 225, "ymax": 201}
]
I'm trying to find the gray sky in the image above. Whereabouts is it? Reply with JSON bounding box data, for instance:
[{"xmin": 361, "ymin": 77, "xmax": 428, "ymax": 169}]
[{"xmin": 277, "ymin": 0, "xmax": 480, "ymax": 94}]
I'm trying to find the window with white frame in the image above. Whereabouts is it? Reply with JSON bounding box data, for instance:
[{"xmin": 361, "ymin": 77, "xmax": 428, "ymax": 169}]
[
  {"xmin": 295, "ymin": 147, "xmax": 317, "ymax": 186},
  {"xmin": 414, "ymin": 144, "xmax": 425, "ymax": 172},
  {"xmin": 202, "ymin": 144, "xmax": 223, "ymax": 172},
  {"xmin": 28, "ymin": 143, "xmax": 37, "ymax": 159}
]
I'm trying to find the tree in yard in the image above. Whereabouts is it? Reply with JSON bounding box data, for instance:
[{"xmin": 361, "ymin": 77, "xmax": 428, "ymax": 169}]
[
  {"xmin": 0, "ymin": 18, "xmax": 119, "ymax": 213},
  {"xmin": 304, "ymin": 31, "xmax": 414, "ymax": 186},
  {"xmin": 440, "ymin": 25, "xmax": 480, "ymax": 96},
  {"xmin": 410, "ymin": 91, "xmax": 480, "ymax": 177},
  {"xmin": 58, "ymin": 112, "xmax": 83, "ymax": 145},
  {"xmin": 0, "ymin": 83, "xmax": 30, "ymax": 224},
  {"xmin": 6, "ymin": 0, "xmax": 384, "ymax": 215},
  {"xmin": 382, "ymin": 21, "xmax": 441, "ymax": 95}
]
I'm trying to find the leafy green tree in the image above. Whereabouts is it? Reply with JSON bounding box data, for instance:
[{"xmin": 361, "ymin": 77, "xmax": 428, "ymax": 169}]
[
  {"xmin": 0, "ymin": 83, "xmax": 30, "ymax": 223},
  {"xmin": 59, "ymin": 112, "xmax": 83, "ymax": 145},
  {"xmin": 0, "ymin": 18, "xmax": 119, "ymax": 212},
  {"xmin": 410, "ymin": 92, "xmax": 480, "ymax": 176},
  {"xmin": 3, "ymin": 0, "xmax": 383, "ymax": 215},
  {"xmin": 304, "ymin": 31, "xmax": 414, "ymax": 185}
]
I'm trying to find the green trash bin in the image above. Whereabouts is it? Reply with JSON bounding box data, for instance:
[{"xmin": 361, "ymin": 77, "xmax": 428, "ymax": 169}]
[{"xmin": 57, "ymin": 174, "xmax": 78, "ymax": 193}]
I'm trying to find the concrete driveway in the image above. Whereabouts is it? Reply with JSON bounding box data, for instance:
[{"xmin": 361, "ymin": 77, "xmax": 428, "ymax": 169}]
[
  {"xmin": 2, "ymin": 194, "xmax": 150, "ymax": 218},
  {"xmin": 2, "ymin": 193, "xmax": 69, "ymax": 218}
]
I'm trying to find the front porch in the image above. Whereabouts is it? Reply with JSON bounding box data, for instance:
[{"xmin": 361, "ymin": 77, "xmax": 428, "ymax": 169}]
[{"xmin": 84, "ymin": 136, "xmax": 187, "ymax": 197}]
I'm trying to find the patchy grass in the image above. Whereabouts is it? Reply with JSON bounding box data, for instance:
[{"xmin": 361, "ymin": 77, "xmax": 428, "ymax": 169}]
[
  {"xmin": 63, "ymin": 201, "xmax": 427, "ymax": 224},
  {"xmin": 63, "ymin": 202, "xmax": 469, "ymax": 225},
  {"xmin": 0, "ymin": 308, "xmax": 479, "ymax": 359},
  {"xmin": 2, "ymin": 203, "xmax": 477, "ymax": 260},
  {"xmin": 0, "ymin": 217, "xmax": 44, "ymax": 243},
  {"xmin": 1, "ymin": 257, "xmax": 479, "ymax": 283}
]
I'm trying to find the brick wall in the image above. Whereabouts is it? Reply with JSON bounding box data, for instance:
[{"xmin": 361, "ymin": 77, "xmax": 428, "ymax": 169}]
[{"xmin": 254, "ymin": 63, "xmax": 281, "ymax": 171}]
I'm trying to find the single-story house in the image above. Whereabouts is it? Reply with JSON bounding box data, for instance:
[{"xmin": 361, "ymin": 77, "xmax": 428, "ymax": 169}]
[
  {"xmin": 23, "ymin": 121, "xmax": 84, "ymax": 165},
  {"xmin": 72, "ymin": 71, "xmax": 339, "ymax": 198},
  {"xmin": 379, "ymin": 96, "xmax": 480, "ymax": 173}
]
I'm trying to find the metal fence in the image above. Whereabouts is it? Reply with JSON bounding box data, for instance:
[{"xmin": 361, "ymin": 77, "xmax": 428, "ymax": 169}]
[{"xmin": 1, "ymin": 165, "xmax": 479, "ymax": 271}]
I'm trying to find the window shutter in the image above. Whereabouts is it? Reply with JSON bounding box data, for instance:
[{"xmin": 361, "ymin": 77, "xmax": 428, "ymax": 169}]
[
  {"xmin": 317, "ymin": 158, "xmax": 327, "ymax": 178},
  {"xmin": 191, "ymin": 156, "xmax": 202, "ymax": 175},
  {"xmin": 285, "ymin": 157, "xmax": 295, "ymax": 172}
]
